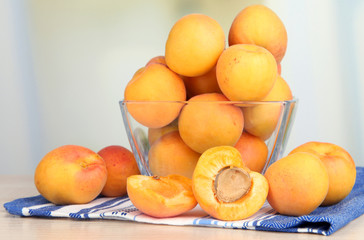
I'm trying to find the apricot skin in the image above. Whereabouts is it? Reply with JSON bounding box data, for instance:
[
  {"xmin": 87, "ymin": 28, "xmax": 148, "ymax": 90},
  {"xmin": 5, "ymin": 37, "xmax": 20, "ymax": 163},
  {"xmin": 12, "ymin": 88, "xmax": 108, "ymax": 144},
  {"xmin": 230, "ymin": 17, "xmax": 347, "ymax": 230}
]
[
  {"xmin": 165, "ymin": 14, "xmax": 225, "ymax": 77},
  {"xmin": 34, "ymin": 145, "xmax": 107, "ymax": 205},
  {"xmin": 243, "ymin": 75, "xmax": 293, "ymax": 140},
  {"xmin": 98, "ymin": 145, "xmax": 140, "ymax": 197},
  {"xmin": 148, "ymin": 119, "xmax": 178, "ymax": 146},
  {"xmin": 229, "ymin": 4, "xmax": 288, "ymax": 63},
  {"xmin": 216, "ymin": 44, "xmax": 278, "ymax": 101},
  {"xmin": 178, "ymin": 93, "xmax": 244, "ymax": 154},
  {"xmin": 124, "ymin": 63, "xmax": 186, "ymax": 128},
  {"xmin": 289, "ymin": 141, "xmax": 356, "ymax": 206},
  {"xmin": 234, "ymin": 132, "xmax": 268, "ymax": 173},
  {"xmin": 264, "ymin": 152, "xmax": 329, "ymax": 216},
  {"xmin": 148, "ymin": 131, "xmax": 200, "ymax": 179}
]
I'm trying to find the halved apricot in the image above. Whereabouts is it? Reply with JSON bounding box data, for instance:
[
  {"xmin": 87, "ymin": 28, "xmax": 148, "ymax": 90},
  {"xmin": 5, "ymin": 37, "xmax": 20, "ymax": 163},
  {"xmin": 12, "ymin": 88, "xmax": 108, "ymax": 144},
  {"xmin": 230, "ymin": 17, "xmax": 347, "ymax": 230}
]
[
  {"xmin": 127, "ymin": 174, "xmax": 197, "ymax": 218},
  {"xmin": 192, "ymin": 146, "xmax": 269, "ymax": 221}
]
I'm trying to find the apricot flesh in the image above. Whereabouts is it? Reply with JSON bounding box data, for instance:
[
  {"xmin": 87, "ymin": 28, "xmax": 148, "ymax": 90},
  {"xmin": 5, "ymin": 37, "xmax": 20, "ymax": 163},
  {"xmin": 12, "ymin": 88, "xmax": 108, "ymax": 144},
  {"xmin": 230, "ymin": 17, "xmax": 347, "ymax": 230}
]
[
  {"xmin": 264, "ymin": 152, "xmax": 329, "ymax": 216},
  {"xmin": 289, "ymin": 141, "xmax": 356, "ymax": 206},
  {"xmin": 192, "ymin": 146, "xmax": 268, "ymax": 221},
  {"xmin": 127, "ymin": 174, "xmax": 197, "ymax": 218}
]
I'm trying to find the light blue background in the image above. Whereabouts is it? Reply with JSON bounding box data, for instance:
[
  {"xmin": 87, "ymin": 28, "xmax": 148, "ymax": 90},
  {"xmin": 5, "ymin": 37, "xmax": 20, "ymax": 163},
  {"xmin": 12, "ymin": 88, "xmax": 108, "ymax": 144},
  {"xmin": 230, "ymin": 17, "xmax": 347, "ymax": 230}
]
[{"xmin": 1, "ymin": 0, "xmax": 363, "ymax": 174}]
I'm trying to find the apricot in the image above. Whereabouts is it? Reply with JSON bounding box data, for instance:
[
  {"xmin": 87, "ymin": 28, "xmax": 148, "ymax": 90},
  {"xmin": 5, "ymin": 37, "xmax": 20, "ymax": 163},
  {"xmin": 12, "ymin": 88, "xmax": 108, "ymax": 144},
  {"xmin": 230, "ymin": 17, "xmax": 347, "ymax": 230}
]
[
  {"xmin": 34, "ymin": 145, "xmax": 107, "ymax": 205},
  {"xmin": 289, "ymin": 142, "xmax": 356, "ymax": 206},
  {"xmin": 243, "ymin": 75, "xmax": 293, "ymax": 140},
  {"xmin": 127, "ymin": 174, "xmax": 197, "ymax": 218},
  {"xmin": 124, "ymin": 63, "xmax": 186, "ymax": 128},
  {"xmin": 148, "ymin": 131, "xmax": 200, "ymax": 179},
  {"xmin": 98, "ymin": 145, "xmax": 140, "ymax": 197},
  {"xmin": 178, "ymin": 93, "xmax": 244, "ymax": 154},
  {"xmin": 148, "ymin": 119, "xmax": 178, "ymax": 146},
  {"xmin": 192, "ymin": 146, "xmax": 269, "ymax": 221},
  {"xmin": 182, "ymin": 65, "xmax": 222, "ymax": 99},
  {"xmin": 229, "ymin": 4, "xmax": 288, "ymax": 63},
  {"xmin": 216, "ymin": 44, "xmax": 278, "ymax": 101},
  {"xmin": 234, "ymin": 132, "xmax": 268, "ymax": 173},
  {"xmin": 264, "ymin": 152, "xmax": 329, "ymax": 216},
  {"xmin": 146, "ymin": 55, "xmax": 166, "ymax": 66},
  {"xmin": 165, "ymin": 14, "xmax": 225, "ymax": 77}
]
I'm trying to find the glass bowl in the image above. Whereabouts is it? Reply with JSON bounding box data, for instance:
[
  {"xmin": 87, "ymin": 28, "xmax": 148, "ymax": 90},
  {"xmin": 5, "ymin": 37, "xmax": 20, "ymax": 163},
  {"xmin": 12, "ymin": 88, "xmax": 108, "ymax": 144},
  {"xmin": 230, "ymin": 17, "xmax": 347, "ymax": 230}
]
[{"xmin": 120, "ymin": 99, "xmax": 297, "ymax": 176}]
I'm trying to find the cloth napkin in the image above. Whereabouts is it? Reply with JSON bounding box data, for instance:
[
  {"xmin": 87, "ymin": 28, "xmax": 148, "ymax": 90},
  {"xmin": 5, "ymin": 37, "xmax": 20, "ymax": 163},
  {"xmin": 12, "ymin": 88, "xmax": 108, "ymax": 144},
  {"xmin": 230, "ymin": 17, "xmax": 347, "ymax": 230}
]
[{"xmin": 4, "ymin": 167, "xmax": 363, "ymax": 236}]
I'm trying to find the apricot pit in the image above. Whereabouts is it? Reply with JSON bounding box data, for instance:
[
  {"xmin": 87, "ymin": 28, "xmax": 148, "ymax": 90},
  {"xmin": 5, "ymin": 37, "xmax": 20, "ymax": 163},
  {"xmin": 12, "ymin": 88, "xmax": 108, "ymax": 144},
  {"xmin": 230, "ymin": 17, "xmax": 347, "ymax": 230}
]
[{"xmin": 214, "ymin": 167, "xmax": 251, "ymax": 203}]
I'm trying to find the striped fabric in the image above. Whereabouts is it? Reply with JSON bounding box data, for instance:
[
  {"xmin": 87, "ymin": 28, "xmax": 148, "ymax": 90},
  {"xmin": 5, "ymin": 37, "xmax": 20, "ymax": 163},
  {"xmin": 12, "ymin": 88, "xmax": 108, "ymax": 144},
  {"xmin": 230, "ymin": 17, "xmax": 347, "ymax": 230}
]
[{"xmin": 4, "ymin": 167, "xmax": 363, "ymax": 236}]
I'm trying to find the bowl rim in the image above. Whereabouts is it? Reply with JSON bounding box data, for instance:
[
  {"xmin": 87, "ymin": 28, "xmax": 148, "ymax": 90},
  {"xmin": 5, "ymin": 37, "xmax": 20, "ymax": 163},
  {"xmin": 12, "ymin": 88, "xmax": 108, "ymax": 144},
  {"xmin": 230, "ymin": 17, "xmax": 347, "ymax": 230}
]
[{"xmin": 120, "ymin": 98, "xmax": 298, "ymax": 104}]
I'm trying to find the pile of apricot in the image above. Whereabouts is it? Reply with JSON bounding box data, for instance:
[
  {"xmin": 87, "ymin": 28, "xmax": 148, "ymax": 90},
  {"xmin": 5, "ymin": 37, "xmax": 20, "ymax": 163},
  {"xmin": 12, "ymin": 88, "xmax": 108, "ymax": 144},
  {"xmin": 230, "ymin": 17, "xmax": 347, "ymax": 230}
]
[{"xmin": 122, "ymin": 4, "xmax": 356, "ymax": 220}]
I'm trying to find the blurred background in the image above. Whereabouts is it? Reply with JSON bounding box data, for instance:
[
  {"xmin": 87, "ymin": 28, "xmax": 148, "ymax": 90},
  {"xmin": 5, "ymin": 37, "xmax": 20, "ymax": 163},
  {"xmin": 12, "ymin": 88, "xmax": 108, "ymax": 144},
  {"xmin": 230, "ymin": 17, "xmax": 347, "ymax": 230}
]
[{"xmin": 1, "ymin": 0, "xmax": 363, "ymax": 174}]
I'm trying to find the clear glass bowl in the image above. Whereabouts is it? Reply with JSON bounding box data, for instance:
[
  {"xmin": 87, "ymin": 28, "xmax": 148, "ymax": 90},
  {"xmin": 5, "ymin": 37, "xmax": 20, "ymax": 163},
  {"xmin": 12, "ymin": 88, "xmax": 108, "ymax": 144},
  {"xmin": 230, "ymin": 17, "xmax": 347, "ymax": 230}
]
[{"xmin": 120, "ymin": 99, "xmax": 297, "ymax": 176}]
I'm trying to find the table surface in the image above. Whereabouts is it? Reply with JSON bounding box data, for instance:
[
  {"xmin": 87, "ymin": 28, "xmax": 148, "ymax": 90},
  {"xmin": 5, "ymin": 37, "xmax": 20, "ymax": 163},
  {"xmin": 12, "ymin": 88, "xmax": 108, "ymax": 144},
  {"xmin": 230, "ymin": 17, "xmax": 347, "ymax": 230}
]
[{"xmin": 1, "ymin": 175, "xmax": 363, "ymax": 240}]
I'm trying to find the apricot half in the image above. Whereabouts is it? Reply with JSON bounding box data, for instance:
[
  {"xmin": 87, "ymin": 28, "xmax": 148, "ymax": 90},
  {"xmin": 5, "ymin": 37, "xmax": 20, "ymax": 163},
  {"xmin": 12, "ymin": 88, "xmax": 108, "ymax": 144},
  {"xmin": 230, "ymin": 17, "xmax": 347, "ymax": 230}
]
[
  {"xmin": 127, "ymin": 174, "xmax": 197, "ymax": 218},
  {"xmin": 192, "ymin": 146, "xmax": 269, "ymax": 221}
]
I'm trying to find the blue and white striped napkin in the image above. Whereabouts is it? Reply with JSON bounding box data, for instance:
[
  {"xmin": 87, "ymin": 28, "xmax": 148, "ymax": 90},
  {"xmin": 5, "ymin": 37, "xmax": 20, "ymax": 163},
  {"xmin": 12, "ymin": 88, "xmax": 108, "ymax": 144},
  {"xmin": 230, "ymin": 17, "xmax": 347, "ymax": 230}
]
[{"xmin": 4, "ymin": 167, "xmax": 363, "ymax": 236}]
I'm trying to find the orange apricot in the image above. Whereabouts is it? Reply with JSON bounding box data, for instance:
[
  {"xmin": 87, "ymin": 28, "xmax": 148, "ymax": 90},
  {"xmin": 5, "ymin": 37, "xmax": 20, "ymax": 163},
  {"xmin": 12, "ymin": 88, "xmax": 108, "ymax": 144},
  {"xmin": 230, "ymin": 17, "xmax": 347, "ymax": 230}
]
[
  {"xmin": 147, "ymin": 119, "xmax": 179, "ymax": 146},
  {"xmin": 192, "ymin": 146, "xmax": 269, "ymax": 221},
  {"xmin": 289, "ymin": 141, "xmax": 356, "ymax": 206},
  {"xmin": 127, "ymin": 174, "xmax": 197, "ymax": 218},
  {"xmin": 124, "ymin": 63, "xmax": 186, "ymax": 128},
  {"xmin": 216, "ymin": 44, "xmax": 278, "ymax": 101},
  {"xmin": 243, "ymin": 75, "xmax": 293, "ymax": 140},
  {"xmin": 148, "ymin": 131, "xmax": 200, "ymax": 179},
  {"xmin": 165, "ymin": 14, "xmax": 225, "ymax": 77},
  {"xmin": 178, "ymin": 93, "xmax": 244, "ymax": 154},
  {"xmin": 229, "ymin": 4, "xmax": 288, "ymax": 63},
  {"xmin": 182, "ymin": 65, "xmax": 222, "ymax": 99},
  {"xmin": 98, "ymin": 145, "xmax": 140, "ymax": 197},
  {"xmin": 264, "ymin": 152, "xmax": 329, "ymax": 216},
  {"xmin": 234, "ymin": 132, "xmax": 268, "ymax": 173}
]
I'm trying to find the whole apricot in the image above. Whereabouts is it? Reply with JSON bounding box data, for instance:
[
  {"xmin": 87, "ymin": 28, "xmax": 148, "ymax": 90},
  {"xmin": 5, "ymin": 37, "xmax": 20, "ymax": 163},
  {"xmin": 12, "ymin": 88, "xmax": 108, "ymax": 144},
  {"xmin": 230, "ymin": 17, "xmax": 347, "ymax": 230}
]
[
  {"xmin": 148, "ymin": 131, "xmax": 200, "ymax": 179},
  {"xmin": 124, "ymin": 63, "xmax": 186, "ymax": 128},
  {"xmin": 192, "ymin": 146, "xmax": 269, "ymax": 221},
  {"xmin": 98, "ymin": 145, "xmax": 140, "ymax": 197},
  {"xmin": 243, "ymin": 75, "xmax": 293, "ymax": 140},
  {"xmin": 146, "ymin": 56, "xmax": 166, "ymax": 66},
  {"xmin": 165, "ymin": 14, "xmax": 225, "ymax": 77},
  {"xmin": 34, "ymin": 145, "xmax": 107, "ymax": 205},
  {"xmin": 229, "ymin": 4, "xmax": 288, "ymax": 63},
  {"xmin": 178, "ymin": 93, "xmax": 244, "ymax": 153},
  {"xmin": 289, "ymin": 141, "xmax": 356, "ymax": 206},
  {"xmin": 216, "ymin": 44, "xmax": 278, "ymax": 101},
  {"xmin": 182, "ymin": 65, "xmax": 222, "ymax": 99},
  {"xmin": 234, "ymin": 132, "xmax": 268, "ymax": 173},
  {"xmin": 148, "ymin": 119, "xmax": 178, "ymax": 146},
  {"xmin": 127, "ymin": 174, "xmax": 197, "ymax": 218},
  {"xmin": 264, "ymin": 152, "xmax": 329, "ymax": 216}
]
